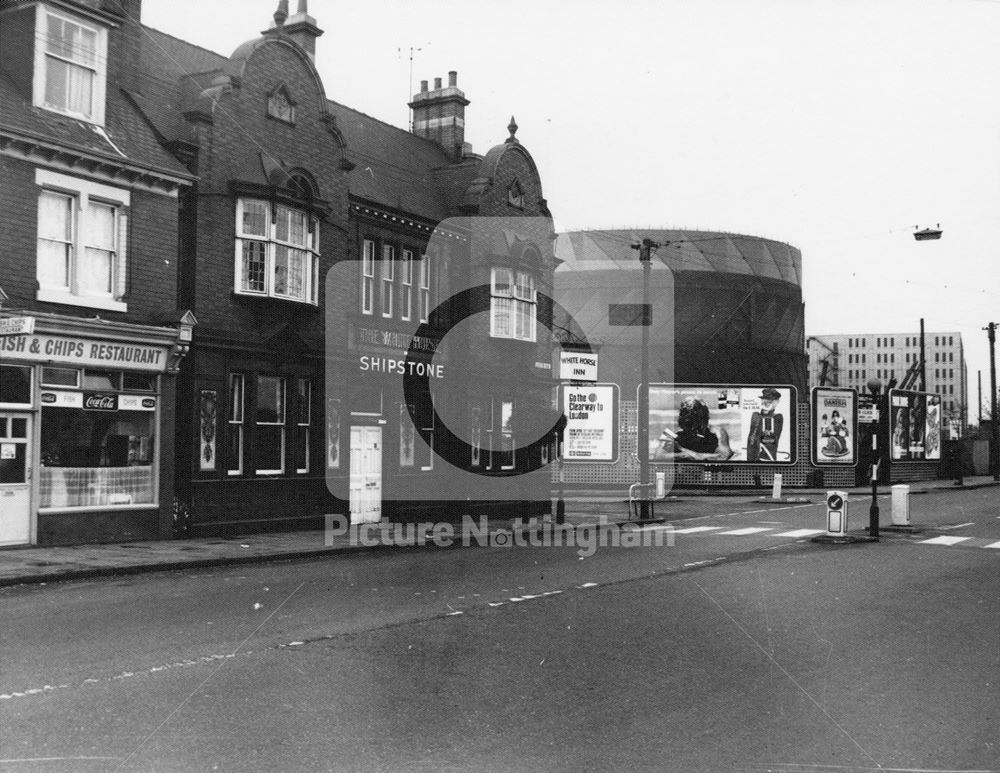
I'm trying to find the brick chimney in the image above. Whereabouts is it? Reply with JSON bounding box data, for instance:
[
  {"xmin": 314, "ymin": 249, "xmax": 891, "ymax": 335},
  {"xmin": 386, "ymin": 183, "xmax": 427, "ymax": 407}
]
[
  {"xmin": 409, "ymin": 70, "xmax": 470, "ymax": 162},
  {"xmin": 268, "ymin": 0, "xmax": 323, "ymax": 59}
]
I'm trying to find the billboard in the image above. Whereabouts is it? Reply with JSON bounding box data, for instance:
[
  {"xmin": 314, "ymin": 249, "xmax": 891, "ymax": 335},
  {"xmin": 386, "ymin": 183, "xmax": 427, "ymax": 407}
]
[
  {"xmin": 811, "ymin": 387, "xmax": 857, "ymax": 466},
  {"xmin": 562, "ymin": 383, "xmax": 618, "ymax": 462},
  {"xmin": 889, "ymin": 389, "xmax": 942, "ymax": 461},
  {"xmin": 647, "ymin": 384, "xmax": 797, "ymax": 464}
]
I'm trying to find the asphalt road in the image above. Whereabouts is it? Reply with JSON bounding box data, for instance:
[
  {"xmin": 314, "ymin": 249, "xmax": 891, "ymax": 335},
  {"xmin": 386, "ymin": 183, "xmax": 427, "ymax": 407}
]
[{"xmin": 1, "ymin": 489, "xmax": 998, "ymax": 772}]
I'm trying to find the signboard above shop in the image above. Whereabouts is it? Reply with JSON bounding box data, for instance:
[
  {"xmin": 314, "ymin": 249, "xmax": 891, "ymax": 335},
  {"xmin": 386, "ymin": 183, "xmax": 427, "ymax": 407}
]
[
  {"xmin": 0, "ymin": 317, "xmax": 35, "ymax": 337},
  {"xmin": 0, "ymin": 333, "xmax": 170, "ymax": 372},
  {"xmin": 559, "ymin": 350, "xmax": 598, "ymax": 382}
]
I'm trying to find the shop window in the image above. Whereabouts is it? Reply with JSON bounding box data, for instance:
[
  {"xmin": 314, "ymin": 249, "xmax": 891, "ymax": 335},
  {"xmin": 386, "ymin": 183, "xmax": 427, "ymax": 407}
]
[
  {"xmin": 235, "ymin": 199, "xmax": 319, "ymax": 304},
  {"xmin": 0, "ymin": 365, "xmax": 32, "ymax": 407},
  {"xmin": 255, "ymin": 376, "xmax": 285, "ymax": 474},
  {"xmin": 294, "ymin": 378, "xmax": 311, "ymax": 474},
  {"xmin": 123, "ymin": 373, "xmax": 156, "ymax": 392},
  {"xmin": 361, "ymin": 239, "xmax": 375, "ymax": 314},
  {"xmin": 34, "ymin": 5, "xmax": 107, "ymax": 124},
  {"xmin": 381, "ymin": 245, "xmax": 395, "ymax": 318},
  {"xmin": 490, "ymin": 268, "xmax": 536, "ymax": 342},
  {"xmin": 83, "ymin": 369, "xmax": 121, "ymax": 391},
  {"xmin": 227, "ymin": 374, "xmax": 244, "ymax": 476},
  {"xmin": 419, "ymin": 255, "xmax": 431, "ymax": 323},
  {"xmin": 41, "ymin": 366, "xmax": 79, "ymax": 388},
  {"xmin": 40, "ymin": 405, "xmax": 156, "ymax": 509},
  {"xmin": 400, "ymin": 249, "xmax": 414, "ymax": 322},
  {"xmin": 36, "ymin": 170, "xmax": 129, "ymax": 312}
]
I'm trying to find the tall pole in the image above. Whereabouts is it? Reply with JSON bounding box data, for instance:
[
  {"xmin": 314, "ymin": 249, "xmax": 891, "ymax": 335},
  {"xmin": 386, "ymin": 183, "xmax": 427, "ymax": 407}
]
[
  {"xmin": 867, "ymin": 379, "xmax": 882, "ymax": 540},
  {"xmin": 988, "ymin": 322, "xmax": 999, "ymax": 482},
  {"xmin": 919, "ymin": 318, "xmax": 926, "ymax": 391},
  {"xmin": 636, "ymin": 239, "xmax": 655, "ymax": 521},
  {"xmin": 978, "ymin": 370, "xmax": 983, "ymax": 424}
]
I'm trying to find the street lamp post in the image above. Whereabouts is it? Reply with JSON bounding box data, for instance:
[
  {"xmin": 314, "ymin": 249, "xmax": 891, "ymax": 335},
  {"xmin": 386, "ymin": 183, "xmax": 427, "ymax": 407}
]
[{"xmin": 866, "ymin": 378, "xmax": 882, "ymax": 540}]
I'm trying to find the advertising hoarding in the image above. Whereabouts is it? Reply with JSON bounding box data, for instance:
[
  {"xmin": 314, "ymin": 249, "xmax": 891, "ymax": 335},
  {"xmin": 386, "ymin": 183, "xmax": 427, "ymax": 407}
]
[
  {"xmin": 647, "ymin": 384, "xmax": 797, "ymax": 463},
  {"xmin": 562, "ymin": 383, "xmax": 618, "ymax": 462},
  {"xmin": 888, "ymin": 389, "xmax": 942, "ymax": 461},
  {"xmin": 811, "ymin": 387, "xmax": 857, "ymax": 466}
]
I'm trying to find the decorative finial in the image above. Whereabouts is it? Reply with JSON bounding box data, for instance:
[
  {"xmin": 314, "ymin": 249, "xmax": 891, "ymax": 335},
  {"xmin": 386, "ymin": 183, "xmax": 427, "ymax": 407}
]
[
  {"xmin": 274, "ymin": 0, "xmax": 289, "ymax": 27},
  {"xmin": 506, "ymin": 115, "xmax": 518, "ymax": 143}
]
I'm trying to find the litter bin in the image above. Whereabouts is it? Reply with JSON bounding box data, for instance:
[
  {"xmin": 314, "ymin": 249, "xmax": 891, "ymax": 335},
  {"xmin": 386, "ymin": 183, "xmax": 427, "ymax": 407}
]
[{"xmin": 891, "ymin": 484, "xmax": 910, "ymax": 526}]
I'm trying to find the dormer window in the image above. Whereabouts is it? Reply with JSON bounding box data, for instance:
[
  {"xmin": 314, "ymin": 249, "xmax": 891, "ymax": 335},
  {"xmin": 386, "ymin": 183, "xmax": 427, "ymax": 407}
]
[
  {"xmin": 267, "ymin": 84, "xmax": 296, "ymax": 124},
  {"xmin": 33, "ymin": 5, "xmax": 107, "ymax": 125}
]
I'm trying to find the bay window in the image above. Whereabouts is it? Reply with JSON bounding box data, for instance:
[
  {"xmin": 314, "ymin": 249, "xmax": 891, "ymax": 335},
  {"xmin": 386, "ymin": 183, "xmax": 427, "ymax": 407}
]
[
  {"xmin": 235, "ymin": 199, "xmax": 319, "ymax": 304},
  {"xmin": 490, "ymin": 268, "xmax": 535, "ymax": 341},
  {"xmin": 36, "ymin": 170, "xmax": 128, "ymax": 312},
  {"xmin": 34, "ymin": 5, "xmax": 107, "ymax": 124}
]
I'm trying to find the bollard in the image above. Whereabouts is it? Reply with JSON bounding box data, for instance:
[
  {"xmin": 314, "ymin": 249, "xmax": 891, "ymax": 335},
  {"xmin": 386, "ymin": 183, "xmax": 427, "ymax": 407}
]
[
  {"xmin": 825, "ymin": 490, "xmax": 848, "ymax": 537},
  {"xmin": 656, "ymin": 471, "xmax": 666, "ymax": 499},
  {"xmin": 772, "ymin": 473, "xmax": 783, "ymax": 500},
  {"xmin": 891, "ymin": 484, "xmax": 910, "ymax": 527}
]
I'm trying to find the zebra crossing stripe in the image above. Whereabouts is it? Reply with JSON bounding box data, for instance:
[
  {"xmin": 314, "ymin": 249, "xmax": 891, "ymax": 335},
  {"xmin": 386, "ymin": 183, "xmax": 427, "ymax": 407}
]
[
  {"xmin": 673, "ymin": 526, "xmax": 725, "ymax": 534},
  {"xmin": 718, "ymin": 527, "xmax": 774, "ymax": 536},
  {"xmin": 918, "ymin": 536, "xmax": 972, "ymax": 546},
  {"xmin": 982, "ymin": 541, "xmax": 1000, "ymax": 549},
  {"xmin": 773, "ymin": 529, "xmax": 825, "ymax": 538}
]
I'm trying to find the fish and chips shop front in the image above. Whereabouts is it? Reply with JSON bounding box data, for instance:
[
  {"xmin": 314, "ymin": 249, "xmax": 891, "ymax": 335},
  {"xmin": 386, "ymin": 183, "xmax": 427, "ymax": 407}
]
[{"xmin": 0, "ymin": 312, "xmax": 192, "ymax": 545}]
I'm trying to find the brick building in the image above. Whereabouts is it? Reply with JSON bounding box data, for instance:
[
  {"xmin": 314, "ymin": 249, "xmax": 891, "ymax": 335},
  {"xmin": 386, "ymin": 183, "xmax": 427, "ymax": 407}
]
[
  {"xmin": 0, "ymin": 0, "xmax": 195, "ymax": 545},
  {"xmin": 123, "ymin": 2, "xmax": 558, "ymax": 534}
]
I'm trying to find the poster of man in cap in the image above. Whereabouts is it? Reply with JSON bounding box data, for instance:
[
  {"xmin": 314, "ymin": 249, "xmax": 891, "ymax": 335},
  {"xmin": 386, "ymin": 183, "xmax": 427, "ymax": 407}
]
[{"xmin": 649, "ymin": 385, "xmax": 796, "ymax": 463}]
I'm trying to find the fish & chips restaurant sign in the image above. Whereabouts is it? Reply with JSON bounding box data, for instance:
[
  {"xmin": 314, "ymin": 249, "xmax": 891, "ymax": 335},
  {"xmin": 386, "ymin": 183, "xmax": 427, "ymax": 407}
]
[{"xmin": 0, "ymin": 332, "xmax": 168, "ymax": 371}]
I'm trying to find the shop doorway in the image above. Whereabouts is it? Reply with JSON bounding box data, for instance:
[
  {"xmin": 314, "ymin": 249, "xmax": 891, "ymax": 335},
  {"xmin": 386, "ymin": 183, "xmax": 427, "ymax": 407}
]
[
  {"xmin": 0, "ymin": 413, "xmax": 32, "ymax": 546},
  {"xmin": 349, "ymin": 426, "xmax": 382, "ymax": 524}
]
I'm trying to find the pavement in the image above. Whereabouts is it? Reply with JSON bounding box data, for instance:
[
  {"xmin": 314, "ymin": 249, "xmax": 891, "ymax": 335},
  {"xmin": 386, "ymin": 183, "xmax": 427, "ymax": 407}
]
[{"xmin": 1, "ymin": 475, "xmax": 995, "ymax": 587}]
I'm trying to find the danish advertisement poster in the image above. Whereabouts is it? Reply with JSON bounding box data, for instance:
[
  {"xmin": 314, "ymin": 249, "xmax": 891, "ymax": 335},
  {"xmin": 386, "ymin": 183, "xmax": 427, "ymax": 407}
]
[
  {"xmin": 648, "ymin": 385, "xmax": 797, "ymax": 464},
  {"xmin": 889, "ymin": 390, "xmax": 942, "ymax": 461},
  {"xmin": 811, "ymin": 387, "xmax": 857, "ymax": 466},
  {"xmin": 562, "ymin": 383, "xmax": 618, "ymax": 462}
]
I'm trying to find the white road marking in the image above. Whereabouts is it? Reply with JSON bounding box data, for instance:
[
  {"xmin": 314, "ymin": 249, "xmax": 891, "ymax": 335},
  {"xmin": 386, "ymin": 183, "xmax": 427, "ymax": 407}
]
[
  {"xmin": 938, "ymin": 522, "xmax": 975, "ymax": 530},
  {"xmin": 718, "ymin": 527, "xmax": 774, "ymax": 536},
  {"xmin": 983, "ymin": 541, "xmax": 1000, "ymax": 549},
  {"xmin": 918, "ymin": 536, "xmax": 972, "ymax": 546},
  {"xmin": 673, "ymin": 526, "xmax": 725, "ymax": 534},
  {"xmin": 773, "ymin": 529, "xmax": 825, "ymax": 538},
  {"xmin": 579, "ymin": 582, "xmax": 598, "ymax": 588}
]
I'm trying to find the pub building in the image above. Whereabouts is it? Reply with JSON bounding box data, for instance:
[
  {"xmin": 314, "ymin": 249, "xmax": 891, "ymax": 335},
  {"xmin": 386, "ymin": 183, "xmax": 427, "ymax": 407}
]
[{"xmin": 0, "ymin": 0, "xmax": 195, "ymax": 545}]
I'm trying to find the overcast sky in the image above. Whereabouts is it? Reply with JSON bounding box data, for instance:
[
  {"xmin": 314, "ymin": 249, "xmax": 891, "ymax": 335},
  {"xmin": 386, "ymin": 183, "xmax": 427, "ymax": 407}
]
[{"xmin": 142, "ymin": 0, "xmax": 1000, "ymax": 418}]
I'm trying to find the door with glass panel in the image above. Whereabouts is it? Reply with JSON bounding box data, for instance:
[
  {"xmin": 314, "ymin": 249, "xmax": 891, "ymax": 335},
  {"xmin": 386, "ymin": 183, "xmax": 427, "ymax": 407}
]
[{"xmin": 0, "ymin": 413, "xmax": 32, "ymax": 545}]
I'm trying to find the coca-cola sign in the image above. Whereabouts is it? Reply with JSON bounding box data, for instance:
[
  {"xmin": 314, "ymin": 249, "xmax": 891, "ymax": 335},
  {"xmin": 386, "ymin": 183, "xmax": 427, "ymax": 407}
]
[{"xmin": 83, "ymin": 393, "xmax": 118, "ymax": 411}]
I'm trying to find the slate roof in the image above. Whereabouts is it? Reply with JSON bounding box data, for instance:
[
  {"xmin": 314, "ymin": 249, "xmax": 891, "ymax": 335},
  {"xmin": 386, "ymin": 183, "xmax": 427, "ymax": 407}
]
[
  {"xmin": 0, "ymin": 68, "xmax": 192, "ymax": 180},
  {"xmin": 135, "ymin": 25, "xmax": 481, "ymax": 223}
]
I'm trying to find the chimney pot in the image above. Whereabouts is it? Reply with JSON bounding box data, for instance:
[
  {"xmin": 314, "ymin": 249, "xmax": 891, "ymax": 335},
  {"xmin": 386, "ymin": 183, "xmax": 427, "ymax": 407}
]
[
  {"xmin": 434, "ymin": 77, "xmax": 442, "ymax": 90},
  {"xmin": 448, "ymin": 70, "xmax": 457, "ymax": 87},
  {"xmin": 420, "ymin": 80, "xmax": 428, "ymax": 92}
]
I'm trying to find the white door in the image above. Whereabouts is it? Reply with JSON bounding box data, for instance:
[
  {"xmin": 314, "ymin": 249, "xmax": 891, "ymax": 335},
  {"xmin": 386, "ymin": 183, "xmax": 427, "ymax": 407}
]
[
  {"xmin": 349, "ymin": 426, "xmax": 382, "ymax": 524},
  {"xmin": 0, "ymin": 413, "xmax": 32, "ymax": 546}
]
